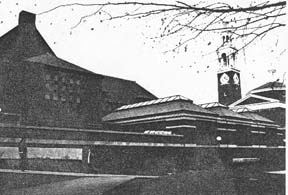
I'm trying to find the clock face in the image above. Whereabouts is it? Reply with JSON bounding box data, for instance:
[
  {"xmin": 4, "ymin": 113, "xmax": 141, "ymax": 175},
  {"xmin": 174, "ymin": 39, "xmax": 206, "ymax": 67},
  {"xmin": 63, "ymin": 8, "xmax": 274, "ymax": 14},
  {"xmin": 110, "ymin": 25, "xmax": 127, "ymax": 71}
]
[
  {"xmin": 233, "ymin": 73, "xmax": 239, "ymax": 85},
  {"xmin": 220, "ymin": 73, "xmax": 229, "ymax": 85}
]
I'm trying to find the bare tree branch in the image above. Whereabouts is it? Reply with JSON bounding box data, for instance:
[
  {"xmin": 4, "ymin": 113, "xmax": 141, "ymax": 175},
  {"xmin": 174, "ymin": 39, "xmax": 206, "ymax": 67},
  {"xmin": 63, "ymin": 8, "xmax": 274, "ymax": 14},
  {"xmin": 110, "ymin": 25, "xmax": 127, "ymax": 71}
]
[{"xmin": 38, "ymin": 1, "xmax": 286, "ymax": 54}]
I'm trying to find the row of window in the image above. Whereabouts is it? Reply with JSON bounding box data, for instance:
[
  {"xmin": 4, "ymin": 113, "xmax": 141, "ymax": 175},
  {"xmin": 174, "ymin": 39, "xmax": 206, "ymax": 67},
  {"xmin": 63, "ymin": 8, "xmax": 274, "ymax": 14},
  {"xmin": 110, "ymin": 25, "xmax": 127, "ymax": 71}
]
[
  {"xmin": 45, "ymin": 74, "xmax": 81, "ymax": 85},
  {"xmin": 220, "ymin": 52, "xmax": 236, "ymax": 66},
  {"xmin": 45, "ymin": 83, "xmax": 81, "ymax": 93},
  {"xmin": 44, "ymin": 94, "xmax": 81, "ymax": 103}
]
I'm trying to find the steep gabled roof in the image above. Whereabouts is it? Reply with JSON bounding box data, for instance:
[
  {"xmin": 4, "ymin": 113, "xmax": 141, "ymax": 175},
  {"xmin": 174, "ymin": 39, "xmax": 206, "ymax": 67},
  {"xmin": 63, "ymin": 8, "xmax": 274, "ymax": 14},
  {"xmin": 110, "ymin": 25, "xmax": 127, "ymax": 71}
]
[
  {"xmin": 23, "ymin": 53, "xmax": 156, "ymax": 103},
  {"xmin": 0, "ymin": 11, "xmax": 55, "ymax": 60},
  {"xmin": 0, "ymin": 11, "xmax": 156, "ymax": 98},
  {"xmin": 1, "ymin": 11, "xmax": 157, "ymax": 108}
]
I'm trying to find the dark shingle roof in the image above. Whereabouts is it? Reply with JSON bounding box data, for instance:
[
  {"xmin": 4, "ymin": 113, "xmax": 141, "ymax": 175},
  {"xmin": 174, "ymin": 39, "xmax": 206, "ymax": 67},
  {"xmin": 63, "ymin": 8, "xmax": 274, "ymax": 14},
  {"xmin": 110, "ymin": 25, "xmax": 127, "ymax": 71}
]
[
  {"xmin": 24, "ymin": 53, "xmax": 156, "ymax": 104},
  {"xmin": 0, "ymin": 25, "xmax": 55, "ymax": 60},
  {"xmin": 101, "ymin": 76, "xmax": 156, "ymax": 104},
  {"xmin": 24, "ymin": 53, "xmax": 93, "ymax": 74},
  {"xmin": 1, "ymin": 11, "xmax": 156, "ymax": 107}
]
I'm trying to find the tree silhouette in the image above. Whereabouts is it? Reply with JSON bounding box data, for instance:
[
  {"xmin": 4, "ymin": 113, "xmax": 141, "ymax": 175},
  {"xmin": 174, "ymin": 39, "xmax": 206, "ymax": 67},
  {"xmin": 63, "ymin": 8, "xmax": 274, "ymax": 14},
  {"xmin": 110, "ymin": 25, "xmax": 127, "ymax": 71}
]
[{"xmin": 39, "ymin": 1, "xmax": 285, "ymax": 53}]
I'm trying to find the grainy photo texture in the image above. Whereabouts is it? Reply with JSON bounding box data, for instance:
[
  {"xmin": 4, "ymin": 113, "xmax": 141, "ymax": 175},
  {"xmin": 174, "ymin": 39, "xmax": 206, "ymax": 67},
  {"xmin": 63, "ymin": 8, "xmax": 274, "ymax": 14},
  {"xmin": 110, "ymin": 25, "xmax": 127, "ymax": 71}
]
[{"xmin": 0, "ymin": 0, "xmax": 286, "ymax": 194}]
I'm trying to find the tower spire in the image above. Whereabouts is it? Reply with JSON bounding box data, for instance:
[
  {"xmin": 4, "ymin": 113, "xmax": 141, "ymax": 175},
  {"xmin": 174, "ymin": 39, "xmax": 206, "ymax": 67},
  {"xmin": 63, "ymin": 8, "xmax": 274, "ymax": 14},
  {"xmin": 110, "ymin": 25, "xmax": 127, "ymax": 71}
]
[{"xmin": 217, "ymin": 28, "xmax": 241, "ymax": 106}]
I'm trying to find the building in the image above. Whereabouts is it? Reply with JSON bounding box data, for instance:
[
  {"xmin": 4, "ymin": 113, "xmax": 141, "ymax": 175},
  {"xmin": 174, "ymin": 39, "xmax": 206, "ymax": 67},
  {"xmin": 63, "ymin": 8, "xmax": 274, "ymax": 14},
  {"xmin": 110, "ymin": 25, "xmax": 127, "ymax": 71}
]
[
  {"xmin": 0, "ymin": 11, "xmax": 285, "ymax": 176},
  {"xmin": 103, "ymin": 96, "xmax": 283, "ymax": 146},
  {"xmin": 0, "ymin": 11, "xmax": 156, "ymax": 129},
  {"xmin": 230, "ymin": 81, "xmax": 286, "ymax": 128}
]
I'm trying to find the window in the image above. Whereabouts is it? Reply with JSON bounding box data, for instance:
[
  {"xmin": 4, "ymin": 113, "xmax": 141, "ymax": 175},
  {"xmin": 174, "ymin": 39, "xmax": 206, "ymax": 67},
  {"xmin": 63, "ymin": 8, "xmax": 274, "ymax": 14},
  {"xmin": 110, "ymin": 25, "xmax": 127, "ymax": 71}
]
[
  {"xmin": 61, "ymin": 86, "xmax": 66, "ymax": 91},
  {"xmin": 44, "ymin": 74, "xmax": 82, "ymax": 104},
  {"xmin": 232, "ymin": 53, "xmax": 236, "ymax": 61},
  {"xmin": 45, "ymin": 94, "xmax": 50, "ymax": 100},
  {"xmin": 45, "ymin": 74, "xmax": 51, "ymax": 80},
  {"xmin": 61, "ymin": 97, "xmax": 66, "ymax": 102},
  {"xmin": 221, "ymin": 53, "xmax": 227, "ymax": 65},
  {"xmin": 52, "ymin": 93, "xmax": 58, "ymax": 101}
]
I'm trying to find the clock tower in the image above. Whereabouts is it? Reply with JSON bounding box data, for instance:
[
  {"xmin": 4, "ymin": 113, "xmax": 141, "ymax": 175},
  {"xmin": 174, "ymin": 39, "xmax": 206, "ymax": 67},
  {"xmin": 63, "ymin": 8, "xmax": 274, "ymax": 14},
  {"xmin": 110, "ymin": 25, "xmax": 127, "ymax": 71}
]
[{"xmin": 217, "ymin": 33, "xmax": 241, "ymax": 106}]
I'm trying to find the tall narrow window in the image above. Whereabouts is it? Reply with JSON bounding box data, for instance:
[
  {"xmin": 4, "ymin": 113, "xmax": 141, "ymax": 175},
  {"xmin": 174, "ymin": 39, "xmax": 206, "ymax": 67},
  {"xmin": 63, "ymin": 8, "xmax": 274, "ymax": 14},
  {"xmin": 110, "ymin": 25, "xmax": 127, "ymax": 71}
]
[
  {"xmin": 232, "ymin": 53, "xmax": 236, "ymax": 61},
  {"xmin": 221, "ymin": 53, "xmax": 227, "ymax": 65}
]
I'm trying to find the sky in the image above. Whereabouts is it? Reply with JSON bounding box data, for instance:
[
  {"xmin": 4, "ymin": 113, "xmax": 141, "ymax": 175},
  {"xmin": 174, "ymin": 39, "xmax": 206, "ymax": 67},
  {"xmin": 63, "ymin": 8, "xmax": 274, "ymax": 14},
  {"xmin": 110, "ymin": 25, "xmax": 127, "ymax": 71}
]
[{"xmin": 0, "ymin": 0, "xmax": 286, "ymax": 104}]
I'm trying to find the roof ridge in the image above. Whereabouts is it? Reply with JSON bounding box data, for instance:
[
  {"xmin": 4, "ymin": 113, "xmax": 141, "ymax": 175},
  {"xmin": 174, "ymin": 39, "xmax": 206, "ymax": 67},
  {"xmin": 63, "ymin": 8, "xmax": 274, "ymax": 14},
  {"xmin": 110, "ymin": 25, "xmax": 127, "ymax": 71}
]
[
  {"xmin": 116, "ymin": 95, "xmax": 192, "ymax": 111},
  {"xmin": 199, "ymin": 102, "xmax": 227, "ymax": 108},
  {"xmin": 248, "ymin": 81, "xmax": 286, "ymax": 94},
  {"xmin": 23, "ymin": 53, "xmax": 95, "ymax": 74}
]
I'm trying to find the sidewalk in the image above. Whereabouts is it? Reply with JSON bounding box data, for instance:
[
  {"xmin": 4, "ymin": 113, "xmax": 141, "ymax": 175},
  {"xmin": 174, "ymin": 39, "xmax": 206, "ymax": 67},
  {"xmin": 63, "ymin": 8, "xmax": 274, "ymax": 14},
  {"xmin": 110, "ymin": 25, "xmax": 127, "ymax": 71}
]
[
  {"xmin": 0, "ymin": 169, "xmax": 157, "ymax": 195},
  {"xmin": 0, "ymin": 168, "xmax": 158, "ymax": 178}
]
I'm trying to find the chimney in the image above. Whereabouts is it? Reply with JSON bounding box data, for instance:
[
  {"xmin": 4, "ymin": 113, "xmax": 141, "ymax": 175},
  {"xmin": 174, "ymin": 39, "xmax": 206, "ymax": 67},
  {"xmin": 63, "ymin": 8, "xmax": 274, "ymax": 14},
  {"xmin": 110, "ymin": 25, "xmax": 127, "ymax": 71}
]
[{"xmin": 19, "ymin": 11, "xmax": 36, "ymax": 25}]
